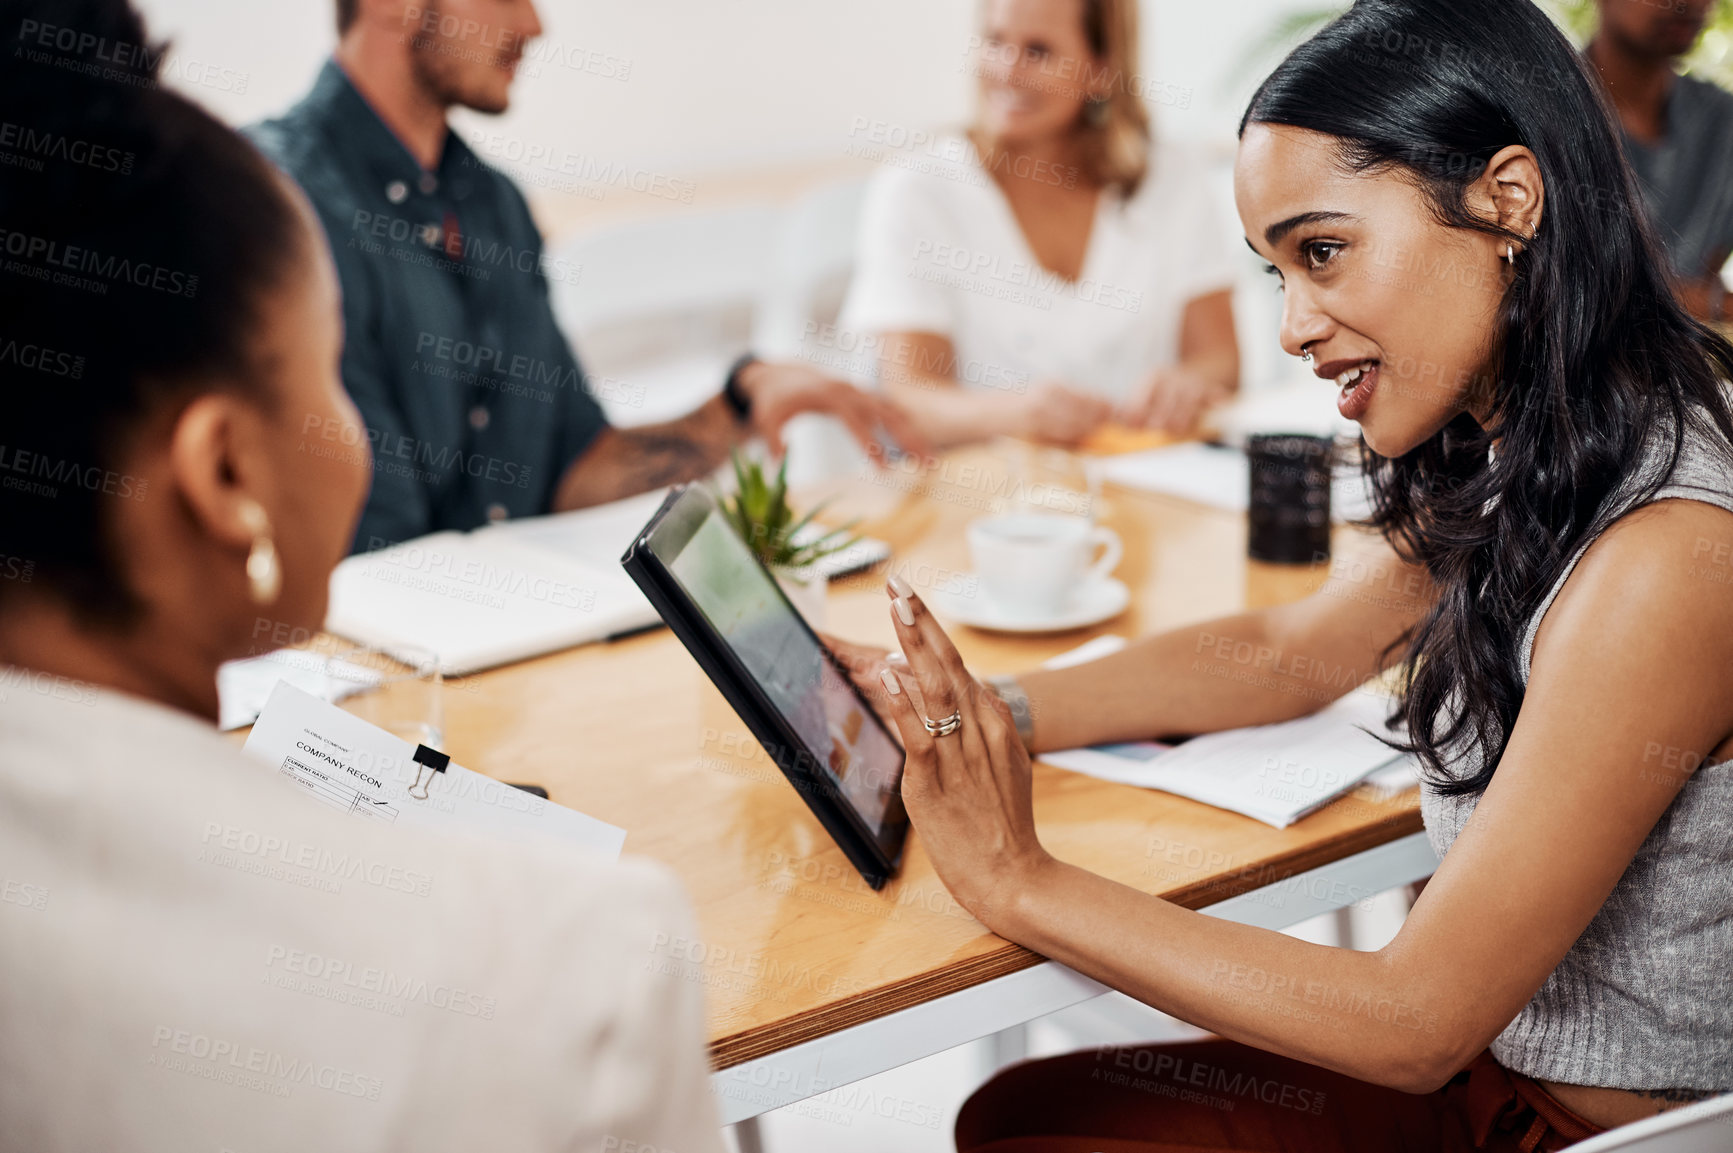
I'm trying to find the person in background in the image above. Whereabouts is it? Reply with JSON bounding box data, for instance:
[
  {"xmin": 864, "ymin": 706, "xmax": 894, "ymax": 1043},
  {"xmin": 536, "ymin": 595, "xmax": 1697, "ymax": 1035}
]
[
  {"xmin": 250, "ymin": 0, "xmax": 927, "ymax": 553},
  {"xmin": 1586, "ymin": 0, "xmax": 1733, "ymax": 323},
  {"xmin": 0, "ymin": 1, "xmax": 723, "ymax": 1147},
  {"xmin": 839, "ymin": 0, "xmax": 1241, "ymax": 448}
]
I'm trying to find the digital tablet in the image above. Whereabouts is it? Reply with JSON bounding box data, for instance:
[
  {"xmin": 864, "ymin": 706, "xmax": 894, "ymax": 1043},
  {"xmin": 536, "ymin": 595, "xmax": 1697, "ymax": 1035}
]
[{"xmin": 621, "ymin": 485, "xmax": 908, "ymax": 887}]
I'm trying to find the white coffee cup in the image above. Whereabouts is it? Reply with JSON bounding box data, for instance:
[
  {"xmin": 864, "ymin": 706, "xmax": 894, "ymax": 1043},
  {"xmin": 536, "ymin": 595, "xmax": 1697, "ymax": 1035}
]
[{"xmin": 966, "ymin": 513, "xmax": 1122, "ymax": 619}]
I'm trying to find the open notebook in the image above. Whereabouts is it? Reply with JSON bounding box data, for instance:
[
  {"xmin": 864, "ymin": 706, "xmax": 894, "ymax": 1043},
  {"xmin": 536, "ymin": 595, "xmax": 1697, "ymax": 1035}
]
[
  {"xmin": 323, "ymin": 492, "xmax": 667, "ymax": 676},
  {"xmin": 324, "ymin": 490, "xmax": 890, "ymax": 676},
  {"xmin": 1039, "ymin": 686, "xmax": 1416, "ymax": 828}
]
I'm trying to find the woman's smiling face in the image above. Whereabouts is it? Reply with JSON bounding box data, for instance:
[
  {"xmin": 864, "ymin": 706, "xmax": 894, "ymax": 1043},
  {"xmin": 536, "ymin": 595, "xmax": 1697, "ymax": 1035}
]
[{"xmin": 1234, "ymin": 123, "xmax": 1534, "ymax": 457}]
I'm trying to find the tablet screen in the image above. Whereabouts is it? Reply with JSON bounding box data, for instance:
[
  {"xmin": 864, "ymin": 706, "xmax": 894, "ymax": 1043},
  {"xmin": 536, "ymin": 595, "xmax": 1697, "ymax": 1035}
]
[{"xmin": 663, "ymin": 509, "xmax": 903, "ymax": 833}]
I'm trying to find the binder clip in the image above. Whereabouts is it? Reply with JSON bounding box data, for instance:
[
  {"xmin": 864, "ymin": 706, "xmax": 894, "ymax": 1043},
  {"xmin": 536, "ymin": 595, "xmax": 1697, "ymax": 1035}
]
[{"xmin": 407, "ymin": 744, "xmax": 450, "ymax": 801}]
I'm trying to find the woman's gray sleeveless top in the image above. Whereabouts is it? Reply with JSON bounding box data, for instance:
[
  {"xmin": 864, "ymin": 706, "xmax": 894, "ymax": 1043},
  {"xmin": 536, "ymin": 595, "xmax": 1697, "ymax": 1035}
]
[{"xmin": 1421, "ymin": 411, "xmax": 1733, "ymax": 1091}]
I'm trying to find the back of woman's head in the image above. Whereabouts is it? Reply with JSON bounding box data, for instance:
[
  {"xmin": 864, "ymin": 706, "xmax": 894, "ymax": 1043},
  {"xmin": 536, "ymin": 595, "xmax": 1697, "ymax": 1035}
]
[
  {"xmin": 1, "ymin": 0, "xmax": 305, "ymax": 624},
  {"xmin": 1243, "ymin": 0, "xmax": 1733, "ymax": 793}
]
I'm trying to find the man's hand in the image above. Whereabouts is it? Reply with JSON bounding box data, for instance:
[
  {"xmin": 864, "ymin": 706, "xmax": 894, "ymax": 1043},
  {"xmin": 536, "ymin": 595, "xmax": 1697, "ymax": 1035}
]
[
  {"xmin": 736, "ymin": 360, "xmax": 933, "ymax": 462},
  {"xmin": 1118, "ymin": 365, "xmax": 1233, "ymax": 435},
  {"xmin": 1008, "ymin": 381, "xmax": 1114, "ymax": 446}
]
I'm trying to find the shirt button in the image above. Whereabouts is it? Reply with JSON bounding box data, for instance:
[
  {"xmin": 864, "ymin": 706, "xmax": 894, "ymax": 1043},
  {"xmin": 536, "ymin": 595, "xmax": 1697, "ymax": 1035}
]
[
  {"xmin": 385, "ymin": 180, "xmax": 409, "ymax": 204},
  {"xmin": 418, "ymin": 173, "xmax": 439, "ymax": 195},
  {"xmin": 468, "ymin": 406, "xmax": 490, "ymax": 431},
  {"xmin": 486, "ymin": 503, "xmax": 509, "ymax": 523}
]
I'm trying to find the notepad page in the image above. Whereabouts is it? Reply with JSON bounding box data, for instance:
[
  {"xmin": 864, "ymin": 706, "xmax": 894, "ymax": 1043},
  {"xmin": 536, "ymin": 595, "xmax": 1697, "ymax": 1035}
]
[
  {"xmin": 1040, "ymin": 688, "xmax": 1408, "ymax": 828},
  {"xmin": 325, "ymin": 531, "xmax": 660, "ymax": 675},
  {"xmin": 476, "ymin": 488, "xmax": 672, "ymax": 568}
]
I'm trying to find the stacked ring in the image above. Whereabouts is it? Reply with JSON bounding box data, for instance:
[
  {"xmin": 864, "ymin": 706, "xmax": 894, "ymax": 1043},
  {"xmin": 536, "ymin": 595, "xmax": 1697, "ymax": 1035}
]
[{"xmin": 922, "ymin": 709, "xmax": 963, "ymax": 737}]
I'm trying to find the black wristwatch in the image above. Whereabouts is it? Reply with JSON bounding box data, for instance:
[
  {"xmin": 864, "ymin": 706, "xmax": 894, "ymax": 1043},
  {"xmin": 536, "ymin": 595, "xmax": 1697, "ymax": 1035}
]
[{"xmin": 722, "ymin": 352, "xmax": 759, "ymax": 423}]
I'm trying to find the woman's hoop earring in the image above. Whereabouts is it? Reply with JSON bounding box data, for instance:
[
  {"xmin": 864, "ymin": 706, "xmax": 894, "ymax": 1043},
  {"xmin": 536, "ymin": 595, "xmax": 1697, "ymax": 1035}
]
[{"xmin": 239, "ymin": 500, "xmax": 282, "ymax": 606}]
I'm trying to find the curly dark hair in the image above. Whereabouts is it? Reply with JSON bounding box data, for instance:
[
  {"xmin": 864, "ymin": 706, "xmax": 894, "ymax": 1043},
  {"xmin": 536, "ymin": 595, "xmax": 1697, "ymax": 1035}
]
[{"xmin": 1241, "ymin": 0, "xmax": 1733, "ymax": 795}]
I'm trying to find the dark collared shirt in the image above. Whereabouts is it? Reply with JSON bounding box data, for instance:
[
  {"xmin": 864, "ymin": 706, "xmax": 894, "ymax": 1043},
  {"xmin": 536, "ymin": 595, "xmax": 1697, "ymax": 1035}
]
[
  {"xmin": 249, "ymin": 61, "xmax": 607, "ymax": 552},
  {"xmin": 1618, "ymin": 73, "xmax": 1733, "ymax": 283}
]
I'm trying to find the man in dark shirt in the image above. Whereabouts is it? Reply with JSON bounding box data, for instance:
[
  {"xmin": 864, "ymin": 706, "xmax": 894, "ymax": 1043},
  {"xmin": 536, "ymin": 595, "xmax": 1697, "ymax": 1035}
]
[
  {"xmin": 1587, "ymin": 0, "xmax": 1733, "ymax": 323},
  {"xmin": 251, "ymin": 0, "xmax": 923, "ymax": 551}
]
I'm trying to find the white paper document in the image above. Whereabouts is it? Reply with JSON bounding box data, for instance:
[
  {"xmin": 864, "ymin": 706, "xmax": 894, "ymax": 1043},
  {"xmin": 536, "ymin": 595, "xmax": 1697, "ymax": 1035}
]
[
  {"xmin": 1100, "ymin": 442, "xmax": 1250, "ymax": 511},
  {"xmin": 1097, "ymin": 442, "xmax": 1374, "ymax": 524},
  {"xmin": 1042, "ymin": 634, "xmax": 1130, "ymax": 670},
  {"xmin": 216, "ymin": 649, "xmax": 384, "ymax": 732},
  {"xmin": 242, "ymin": 682, "xmax": 626, "ymax": 858},
  {"xmin": 1039, "ymin": 689, "xmax": 1412, "ymax": 828}
]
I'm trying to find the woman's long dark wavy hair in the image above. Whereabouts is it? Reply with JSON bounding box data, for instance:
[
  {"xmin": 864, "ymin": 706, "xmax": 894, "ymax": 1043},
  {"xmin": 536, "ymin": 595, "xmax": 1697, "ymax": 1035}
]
[{"xmin": 1242, "ymin": 0, "xmax": 1733, "ymax": 795}]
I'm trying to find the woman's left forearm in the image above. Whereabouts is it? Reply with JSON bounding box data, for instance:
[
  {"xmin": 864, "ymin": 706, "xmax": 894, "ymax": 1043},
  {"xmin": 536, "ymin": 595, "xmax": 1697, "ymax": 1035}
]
[{"xmin": 993, "ymin": 855, "xmax": 1466, "ymax": 1094}]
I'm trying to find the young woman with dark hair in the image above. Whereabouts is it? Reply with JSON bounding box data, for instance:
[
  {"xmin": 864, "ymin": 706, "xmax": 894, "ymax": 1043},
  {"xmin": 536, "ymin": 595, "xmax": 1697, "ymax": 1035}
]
[
  {"xmin": 833, "ymin": 0, "xmax": 1733, "ymax": 1146},
  {"xmin": 0, "ymin": 1, "xmax": 723, "ymax": 1146}
]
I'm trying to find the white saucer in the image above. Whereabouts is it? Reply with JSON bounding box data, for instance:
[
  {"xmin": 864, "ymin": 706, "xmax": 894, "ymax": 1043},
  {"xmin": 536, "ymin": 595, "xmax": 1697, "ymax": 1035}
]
[{"xmin": 929, "ymin": 577, "xmax": 1130, "ymax": 634}]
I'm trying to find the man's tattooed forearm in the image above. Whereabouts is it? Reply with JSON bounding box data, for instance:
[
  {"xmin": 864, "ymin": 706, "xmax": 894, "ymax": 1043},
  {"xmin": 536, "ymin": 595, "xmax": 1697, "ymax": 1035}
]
[
  {"xmin": 611, "ymin": 403, "xmax": 736, "ymax": 490},
  {"xmin": 616, "ymin": 431, "xmax": 720, "ymax": 490}
]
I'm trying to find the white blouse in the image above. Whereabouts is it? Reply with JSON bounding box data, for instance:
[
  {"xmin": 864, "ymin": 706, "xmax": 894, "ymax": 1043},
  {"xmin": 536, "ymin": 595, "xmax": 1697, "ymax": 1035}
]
[
  {"xmin": 0, "ymin": 678, "xmax": 723, "ymax": 1152},
  {"xmin": 840, "ymin": 137, "xmax": 1237, "ymax": 403}
]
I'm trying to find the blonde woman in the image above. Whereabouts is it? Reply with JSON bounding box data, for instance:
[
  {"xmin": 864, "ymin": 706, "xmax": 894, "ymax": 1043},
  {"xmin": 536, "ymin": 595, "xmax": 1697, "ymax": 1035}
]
[{"xmin": 840, "ymin": 0, "xmax": 1241, "ymax": 447}]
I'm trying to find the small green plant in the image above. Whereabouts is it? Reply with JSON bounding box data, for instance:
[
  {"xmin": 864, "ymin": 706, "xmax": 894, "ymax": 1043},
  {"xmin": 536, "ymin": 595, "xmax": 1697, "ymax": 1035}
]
[{"xmin": 718, "ymin": 451, "xmax": 860, "ymax": 571}]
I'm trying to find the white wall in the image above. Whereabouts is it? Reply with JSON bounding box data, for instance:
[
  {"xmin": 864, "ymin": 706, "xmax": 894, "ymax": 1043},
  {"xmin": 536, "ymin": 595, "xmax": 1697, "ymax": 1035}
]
[
  {"xmin": 136, "ymin": 0, "xmax": 1325, "ymax": 180},
  {"xmin": 135, "ymin": 0, "xmax": 1323, "ymax": 391}
]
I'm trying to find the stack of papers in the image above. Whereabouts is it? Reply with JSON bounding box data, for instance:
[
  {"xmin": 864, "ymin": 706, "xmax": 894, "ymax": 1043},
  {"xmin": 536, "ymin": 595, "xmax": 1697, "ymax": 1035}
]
[
  {"xmin": 244, "ymin": 683, "xmax": 625, "ymax": 858},
  {"xmin": 1039, "ymin": 688, "xmax": 1412, "ymax": 828}
]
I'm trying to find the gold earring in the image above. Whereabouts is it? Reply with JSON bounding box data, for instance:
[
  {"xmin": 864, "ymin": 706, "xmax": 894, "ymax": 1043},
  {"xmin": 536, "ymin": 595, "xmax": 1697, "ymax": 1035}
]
[{"xmin": 238, "ymin": 500, "xmax": 281, "ymax": 605}]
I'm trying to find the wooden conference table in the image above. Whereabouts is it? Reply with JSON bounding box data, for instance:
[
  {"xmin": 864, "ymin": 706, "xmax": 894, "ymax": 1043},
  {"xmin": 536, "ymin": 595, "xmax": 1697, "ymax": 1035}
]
[{"xmin": 435, "ymin": 443, "xmax": 1433, "ymax": 1123}]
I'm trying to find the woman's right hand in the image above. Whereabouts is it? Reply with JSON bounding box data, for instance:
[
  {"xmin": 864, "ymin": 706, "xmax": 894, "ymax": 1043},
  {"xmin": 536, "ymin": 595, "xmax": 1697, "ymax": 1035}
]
[{"xmin": 1009, "ymin": 381, "xmax": 1113, "ymax": 446}]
